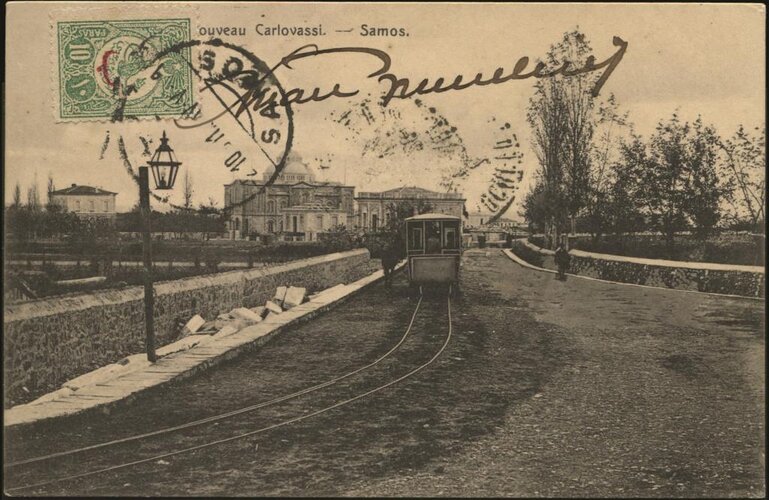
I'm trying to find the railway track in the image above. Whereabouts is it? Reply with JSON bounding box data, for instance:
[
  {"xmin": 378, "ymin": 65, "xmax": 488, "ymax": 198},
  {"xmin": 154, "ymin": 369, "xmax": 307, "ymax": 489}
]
[{"xmin": 6, "ymin": 291, "xmax": 454, "ymax": 495}]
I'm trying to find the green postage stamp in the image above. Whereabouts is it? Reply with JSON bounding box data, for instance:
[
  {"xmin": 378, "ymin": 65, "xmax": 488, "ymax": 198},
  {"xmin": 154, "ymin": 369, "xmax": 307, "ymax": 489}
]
[{"xmin": 56, "ymin": 18, "xmax": 194, "ymax": 120}]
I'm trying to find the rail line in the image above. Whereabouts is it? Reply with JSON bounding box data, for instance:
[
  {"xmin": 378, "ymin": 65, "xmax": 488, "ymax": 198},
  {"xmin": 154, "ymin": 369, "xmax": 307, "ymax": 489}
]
[
  {"xmin": 7, "ymin": 293, "xmax": 454, "ymax": 494},
  {"xmin": 6, "ymin": 294, "xmax": 424, "ymax": 469}
]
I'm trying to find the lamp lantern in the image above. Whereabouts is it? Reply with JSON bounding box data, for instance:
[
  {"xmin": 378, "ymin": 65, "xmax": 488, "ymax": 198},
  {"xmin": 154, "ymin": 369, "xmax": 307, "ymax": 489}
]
[{"xmin": 147, "ymin": 131, "xmax": 182, "ymax": 190}]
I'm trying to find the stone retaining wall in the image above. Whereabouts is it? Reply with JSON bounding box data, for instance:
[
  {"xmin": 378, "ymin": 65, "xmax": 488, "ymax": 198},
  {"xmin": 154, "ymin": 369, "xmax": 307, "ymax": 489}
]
[
  {"xmin": 513, "ymin": 240, "xmax": 764, "ymax": 298},
  {"xmin": 3, "ymin": 249, "xmax": 372, "ymax": 407}
]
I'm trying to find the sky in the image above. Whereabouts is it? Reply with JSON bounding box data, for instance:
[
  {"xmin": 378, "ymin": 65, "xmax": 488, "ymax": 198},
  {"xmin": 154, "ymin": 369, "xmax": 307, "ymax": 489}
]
[{"xmin": 5, "ymin": 2, "xmax": 766, "ymax": 217}]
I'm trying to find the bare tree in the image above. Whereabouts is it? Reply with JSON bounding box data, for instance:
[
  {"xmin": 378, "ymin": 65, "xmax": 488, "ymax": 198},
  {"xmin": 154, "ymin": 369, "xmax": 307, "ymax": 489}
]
[
  {"xmin": 27, "ymin": 174, "xmax": 40, "ymax": 211},
  {"xmin": 47, "ymin": 173, "xmax": 56, "ymax": 204},
  {"xmin": 527, "ymin": 29, "xmax": 600, "ymax": 247},
  {"xmin": 182, "ymin": 170, "xmax": 194, "ymax": 210},
  {"xmin": 12, "ymin": 182, "xmax": 22, "ymax": 208}
]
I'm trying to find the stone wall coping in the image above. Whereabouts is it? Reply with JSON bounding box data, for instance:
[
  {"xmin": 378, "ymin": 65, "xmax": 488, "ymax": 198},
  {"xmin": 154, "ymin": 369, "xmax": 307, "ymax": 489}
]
[
  {"xmin": 522, "ymin": 239, "xmax": 764, "ymax": 274},
  {"xmin": 3, "ymin": 249, "xmax": 369, "ymax": 323}
]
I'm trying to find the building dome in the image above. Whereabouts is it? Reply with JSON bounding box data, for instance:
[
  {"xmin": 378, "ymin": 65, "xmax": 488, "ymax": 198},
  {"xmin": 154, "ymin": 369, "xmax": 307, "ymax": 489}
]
[{"xmin": 263, "ymin": 151, "xmax": 315, "ymax": 182}]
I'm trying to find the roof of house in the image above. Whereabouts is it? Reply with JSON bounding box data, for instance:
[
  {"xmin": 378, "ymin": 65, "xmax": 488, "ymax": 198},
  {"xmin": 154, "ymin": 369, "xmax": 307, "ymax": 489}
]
[
  {"xmin": 281, "ymin": 202, "xmax": 347, "ymax": 213},
  {"xmin": 356, "ymin": 186, "xmax": 465, "ymax": 200},
  {"xmin": 405, "ymin": 213, "xmax": 461, "ymax": 221},
  {"xmin": 51, "ymin": 184, "xmax": 117, "ymax": 196}
]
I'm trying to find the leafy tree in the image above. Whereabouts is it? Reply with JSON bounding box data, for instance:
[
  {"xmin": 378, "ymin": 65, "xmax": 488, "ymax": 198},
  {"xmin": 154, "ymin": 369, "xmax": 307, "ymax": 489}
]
[
  {"xmin": 522, "ymin": 176, "xmax": 565, "ymax": 235},
  {"xmin": 582, "ymin": 94, "xmax": 633, "ymax": 241},
  {"xmin": 198, "ymin": 197, "xmax": 221, "ymax": 216},
  {"xmin": 720, "ymin": 125, "xmax": 765, "ymax": 231},
  {"xmin": 383, "ymin": 200, "xmax": 434, "ymax": 233},
  {"xmin": 607, "ymin": 140, "xmax": 647, "ymax": 236},
  {"xmin": 620, "ymin": 114, "xmax": 728, "ymax": 250}
]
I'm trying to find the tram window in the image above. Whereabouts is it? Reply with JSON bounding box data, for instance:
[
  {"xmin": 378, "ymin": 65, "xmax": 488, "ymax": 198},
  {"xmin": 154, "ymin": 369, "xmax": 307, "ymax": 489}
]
[
  {"xmin": 444, "ymin": 227, "xmax": 458, "ymax": 249},
  {"xmin": 426, "ymin": 222, "xmax": 441, "ymax": 253},
  {"xmin": 410, "ymin": 227, "xmax": 423, "ymax": 249}
]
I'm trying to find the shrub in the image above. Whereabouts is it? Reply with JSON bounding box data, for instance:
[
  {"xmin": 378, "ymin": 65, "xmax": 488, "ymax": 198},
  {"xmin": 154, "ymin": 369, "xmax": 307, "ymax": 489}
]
[{"xmin": 510, "ymin": 241, "xmax": 545, "ymax": 267}]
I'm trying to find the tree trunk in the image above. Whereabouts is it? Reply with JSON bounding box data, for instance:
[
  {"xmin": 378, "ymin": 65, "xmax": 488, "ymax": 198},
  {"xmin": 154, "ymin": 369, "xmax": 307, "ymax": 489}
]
[{"xmin": 665, "ymin": 229, "xmax": 676, "ymax": 258}]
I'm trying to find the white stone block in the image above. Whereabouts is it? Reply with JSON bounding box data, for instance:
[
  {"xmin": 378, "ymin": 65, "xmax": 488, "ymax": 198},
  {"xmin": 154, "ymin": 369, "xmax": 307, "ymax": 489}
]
[
  {"xmin": 185, "ymin": 334, "xmax": 213, "ymax": 348},
  {"xmin": 274, "ymin": 286, "xmax": 288, "ymax": 305},
  {"xmin": 63, "ymin": 363, "xmax": 124, "ymax": 390},
  {"xmin": 29, "ymin": 387, "xmax": 75, "ymax": 405},
  {"xmin": 212, "ymin": 325, "xmax": 239, "ymax": 339},
  {"xmin": 265, "ymin": 300, "xmax": 283, "ymax": 314},
  {"xmin": 283, "ymin": 287, "xmax": 307, "ymax": 309},
  {"xmin": 156, "ymin": 336, "xmax": 203, "ymax": 357},
  {"xmin": 310, "ymin": 283, "xmax": 346, "ymax": 301},
  {"xmin": 182, "ymin": 314, "xmax": 206, "ymax": 335},
  {"xmin": 230, "ymin": 307, "xmax": 263, "ymax": 324},
  {"xmin": 118, "ymin": 354, "xmax": 154, "ymax": 373},
  {"xmin": 250, "ymin": 306, "xmax": 268, "ymax": 318}
]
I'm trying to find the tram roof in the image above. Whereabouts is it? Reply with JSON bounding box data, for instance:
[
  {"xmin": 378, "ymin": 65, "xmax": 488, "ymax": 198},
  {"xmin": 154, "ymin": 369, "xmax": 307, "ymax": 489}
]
[{"xmin": 405, "ymin": 213, "xmax": 461, "ymax": 221}]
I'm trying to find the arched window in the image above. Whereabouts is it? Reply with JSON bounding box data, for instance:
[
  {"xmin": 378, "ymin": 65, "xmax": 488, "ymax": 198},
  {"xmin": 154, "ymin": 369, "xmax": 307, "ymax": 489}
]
[
  {"xmin": 234, "ymin": 218, "xmax": 240, "ymax": 230},
  {"xmin": 267, "ymin": 200, "xmax": 276, "ymax": 213},
  {"xmin": 267, "ymin": 220, "xmax": 274, "ymax": 232},
  {"xmin": 280, "ymin": 200, "xmax": 287, "ymax": 210}
]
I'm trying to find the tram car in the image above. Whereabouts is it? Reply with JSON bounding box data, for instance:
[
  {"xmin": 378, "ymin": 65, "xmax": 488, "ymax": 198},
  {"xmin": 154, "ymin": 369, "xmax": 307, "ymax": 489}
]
[{"xmin": 404, "ymin": 213, "xmax": 462, "ymax": 288}]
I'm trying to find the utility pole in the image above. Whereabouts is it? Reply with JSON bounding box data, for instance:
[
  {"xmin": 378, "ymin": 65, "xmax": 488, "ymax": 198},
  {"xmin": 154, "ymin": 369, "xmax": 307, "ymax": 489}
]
[{"xmin": 139, "ymin": 166, "xmax": 157, "ymax": 362}]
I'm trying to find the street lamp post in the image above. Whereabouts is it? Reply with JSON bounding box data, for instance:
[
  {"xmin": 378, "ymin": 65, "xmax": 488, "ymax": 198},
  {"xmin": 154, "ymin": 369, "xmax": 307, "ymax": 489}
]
[{"xmin": 140, "ymin": 131, "xmax": 182, "ymax": 362}]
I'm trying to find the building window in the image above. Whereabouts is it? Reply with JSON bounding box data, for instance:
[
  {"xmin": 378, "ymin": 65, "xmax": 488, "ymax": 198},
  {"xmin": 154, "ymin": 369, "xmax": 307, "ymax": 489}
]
[
  {"xmin": 103, "ymin": 200, "xmax": 109, "ymax": 212},
  {"xmin": 267, "ymin": 220, "xmax": 274, "ymax": 233},
  {"xmin": 372, "ymin": 213, "xmax": 379, "ymax": 231},
  {"xmin": 234, "ymin": 218, "xmax": 240, "ymax": 231},
  {"xmin": 267, "ymin": 200, "xmax": 276, "ymax": 213},
  {"xmin": 331, "ymin": 215, "xmax": 338, "ymax": 227},
  {"xmin": 279, "ymin": 200, "xmax": 287, "ymax": 210},
  {"xmin": 75, "ymin": 200, "xmax": 81, "ymax": 211},
  {"xmin": 89, "ymin": 200, "xmax": 95, "ymax": 212},
  {"xmin": 316, "ymin": 215, "xmax": 324, "ymax": 230},
  {"xmin": 362, "ymin": 212, "xmax": 367, "ymax": 228}
]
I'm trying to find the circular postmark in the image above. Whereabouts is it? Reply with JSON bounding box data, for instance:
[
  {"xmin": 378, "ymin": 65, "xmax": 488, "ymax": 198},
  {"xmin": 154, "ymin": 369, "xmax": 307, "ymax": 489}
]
[{"xmin": 112, "ymin": 38, "xmax": 295, "ymax": 210}]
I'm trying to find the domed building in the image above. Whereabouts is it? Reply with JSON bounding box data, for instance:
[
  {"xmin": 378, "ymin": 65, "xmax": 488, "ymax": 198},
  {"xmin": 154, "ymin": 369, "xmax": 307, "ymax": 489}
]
[{"xmin": 224, "ymin": 152, "xmax": 355, "ymax": 241}]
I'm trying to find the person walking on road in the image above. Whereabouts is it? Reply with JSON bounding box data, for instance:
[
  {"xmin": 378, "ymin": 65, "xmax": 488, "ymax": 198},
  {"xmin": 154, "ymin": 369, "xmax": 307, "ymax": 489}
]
[
  {"xmin": 554, "ymin": 240, "xmax": 571, "ymax": 281},
  {"xmin": 382, "ymin": 242, "xmax": 400, "ymax": 288}
]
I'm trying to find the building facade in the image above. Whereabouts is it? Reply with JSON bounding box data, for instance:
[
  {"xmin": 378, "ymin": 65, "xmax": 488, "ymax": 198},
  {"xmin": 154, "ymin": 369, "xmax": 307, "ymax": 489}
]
[
  {"xmin": 355, "ymin": 187, "xmax": 465, "ymax": 230},
  {"xmin": 50, "ymin": 184, "xmax": 117, "ymax": 219},
  {"xmin": 466, "ymin": 212, "xmax": 519, "ymax": 229},
  {"xmin": 224, "ymin": 152, "xmax": 355, "ymax": 240}
]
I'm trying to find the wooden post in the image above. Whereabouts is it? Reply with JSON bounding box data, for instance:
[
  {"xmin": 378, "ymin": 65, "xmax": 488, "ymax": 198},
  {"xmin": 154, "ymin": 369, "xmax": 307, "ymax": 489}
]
[{"xmin": 139, "ymin": 167, "xmax": 157, "ymax": 363}]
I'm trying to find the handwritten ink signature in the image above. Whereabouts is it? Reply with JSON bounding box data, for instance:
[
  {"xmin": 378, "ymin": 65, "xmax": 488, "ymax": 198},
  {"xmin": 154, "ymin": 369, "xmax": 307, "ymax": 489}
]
[{"xmin": 182, "ymin": 36, "xmax": 627, "ymax": 134}]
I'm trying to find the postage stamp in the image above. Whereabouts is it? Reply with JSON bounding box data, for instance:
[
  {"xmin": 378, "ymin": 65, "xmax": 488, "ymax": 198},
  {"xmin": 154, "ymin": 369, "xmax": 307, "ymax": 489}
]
[{"xmin": 56, "ymin": 18, "xmax": 194, "ymax": 120}]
